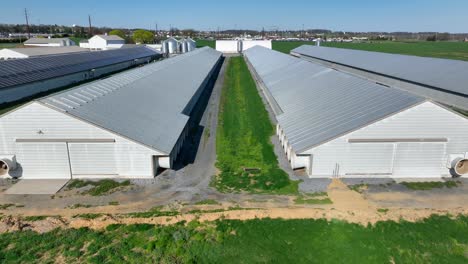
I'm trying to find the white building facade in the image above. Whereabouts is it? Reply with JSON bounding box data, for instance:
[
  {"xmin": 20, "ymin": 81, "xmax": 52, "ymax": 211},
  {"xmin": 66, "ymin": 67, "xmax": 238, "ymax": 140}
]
[{"xmin": 216, "ymin": 40, "xmax": 272, "ymax": 53}]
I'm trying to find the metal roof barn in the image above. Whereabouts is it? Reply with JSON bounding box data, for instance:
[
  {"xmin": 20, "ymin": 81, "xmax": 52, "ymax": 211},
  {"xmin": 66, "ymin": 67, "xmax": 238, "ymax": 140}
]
[
  {"xmin": 40, "ymin": 47, "xmax": 222, "ymax": 154},
  {"xmin": 244, "ymin": 46, "xmax": 468, "ymax": 178},
  {"xmin": 0, "ymin": 46, "xmax": 88, "ymax": 60},
  {"xmin": 0, "ymin": 47, "xmax": 222, "ymax": 179},
  {"xmin": 0, "ymin": 46, "xmax": 158, "ymax": 89},
  {"xmin": 291, "ymin": 45, "xmax": 468, "ymax": 111},
  {"xmin": 244, "ymin": 46, "xmax": 424, "ymax": 153}
]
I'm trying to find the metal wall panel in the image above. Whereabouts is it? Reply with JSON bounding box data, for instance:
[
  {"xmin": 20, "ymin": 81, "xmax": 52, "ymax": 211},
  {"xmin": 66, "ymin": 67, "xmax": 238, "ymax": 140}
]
[
  {"xmin": 393, "ymin": 143, "xmax": 446, "ymax": 177},
  {"xmin": 344, "ymin": 143, "xmax": 394, "ymax": 175},
  {"xmin": 15, "ymin": 142, "xmax": 71, "ymax": 179},
  {"xmin": 69, "ymin": 143, "xmax": 117, "ymax": 175}
]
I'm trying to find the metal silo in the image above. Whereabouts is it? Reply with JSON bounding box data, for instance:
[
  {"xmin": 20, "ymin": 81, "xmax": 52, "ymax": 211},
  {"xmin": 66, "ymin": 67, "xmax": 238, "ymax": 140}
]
[
  {"xmin": 162, "ymin": 41, "xmax": 169, "ymax": 55},
  {"xmin": 186, "ymin": 38, "xmax": 196, "ymax": 52},
  {"xmin": 166, "ymin": 37, "xmax": 178, "ymax": 54},
  {"xmin": 237, "ymin": 40, "xmax": 243, "ymax": 53},
  {"xmin": 181, "ymin": 39, "xmax": 189, "ymax": 53}
]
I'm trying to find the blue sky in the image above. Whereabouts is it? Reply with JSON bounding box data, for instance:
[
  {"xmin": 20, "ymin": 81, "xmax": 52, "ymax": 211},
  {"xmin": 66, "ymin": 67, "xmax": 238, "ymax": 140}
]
[{"xmin": 2, "ymin": 0, "xmax": 467, "ymax": 32}]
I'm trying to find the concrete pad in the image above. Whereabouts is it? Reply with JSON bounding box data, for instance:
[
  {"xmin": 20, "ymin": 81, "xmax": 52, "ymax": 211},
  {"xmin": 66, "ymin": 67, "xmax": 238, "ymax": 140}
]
[{"xmin": 4, "ymin": 179, "xmax": 70, "ymax": 195}]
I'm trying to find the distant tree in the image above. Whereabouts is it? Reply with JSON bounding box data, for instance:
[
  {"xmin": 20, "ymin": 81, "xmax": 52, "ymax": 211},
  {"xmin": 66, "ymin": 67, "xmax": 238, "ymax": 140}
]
[
  {"xmin": 181, "ymin": 29, "xmax": 195, "ymax": 37},
  {"xmin": 109, "ymin": 29, "xmax": 126, "ymax": 39},
  {"xmin": 436, "ymin": 33, "xmax": 450, "ymax": 41},
  {"xmin": 132, "ymin": 29, "xmax": 154, "ymax": 44},
  {"xmin": 426, "ymin": 35, "xmax": 437, "ymax": 41}
]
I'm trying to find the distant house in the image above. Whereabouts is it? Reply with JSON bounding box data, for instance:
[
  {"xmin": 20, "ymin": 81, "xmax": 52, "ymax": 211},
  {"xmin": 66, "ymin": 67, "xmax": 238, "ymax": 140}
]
[
  {"xmin": 85, "ymin": 35, "xmax": 125, "ymax": 50},
  {"xmin": 24, "ymin": 37, "xmax": 75, "ymax": 47},
  {"xmin": 0, "ymin": 46, "xmax": 87, "ymax": 60}
]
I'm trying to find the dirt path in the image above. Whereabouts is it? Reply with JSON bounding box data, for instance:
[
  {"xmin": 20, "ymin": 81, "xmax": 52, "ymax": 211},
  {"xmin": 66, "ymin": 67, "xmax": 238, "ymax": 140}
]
[
  {"xmin": 327, "ymin": 179, "xmax": 376, "ymax": 211},
  {"xmin": 1, "ymin": 206, "xmax": 466, "ymax": 233}
]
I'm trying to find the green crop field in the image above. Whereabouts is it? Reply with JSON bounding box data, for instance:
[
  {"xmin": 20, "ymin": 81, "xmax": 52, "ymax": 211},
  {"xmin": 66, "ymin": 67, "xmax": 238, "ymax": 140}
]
[
  {"xmin": 273, "ymin": 40, "xmax": 468, "ymax": 61},
  {"xmin": 213, "ymin": 57, "xmax": 298, "ymax": 194},
  {"xmin": 195, "ymin": 39, "xmax": 468, "ymax": 61},
  {"xmin": 0, "ymin": 43, "xmax": 21, "ymax": 48},
  {"xmin": 196, "ymin": 39, "xmax": 215, "ymax": 49},
  {"xmin": 0, "ymin": 216, "xmax": 467, "ymax": 263}
]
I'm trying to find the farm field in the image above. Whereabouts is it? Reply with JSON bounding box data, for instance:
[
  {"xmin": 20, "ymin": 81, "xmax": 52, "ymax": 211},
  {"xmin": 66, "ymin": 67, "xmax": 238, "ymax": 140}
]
[
  {"xmin": 196, "ymin": 39, "xmax": 468, "ymax": 61},
  {"xmin": 0, "ymin": 216, "xmax": 467, "ymax": 263},
  {"xmin": 0, "ymin": 43, "xmax": 21, "ymax": 48},
  {"xmin": 213, "ymin": 57, "xmax": 298, "ymax": 194},
  {"xmin": 275, "ymin": 40, "xmax": 468, "ymax": 61},
  {"xmin": 196, "ymin": 39, "xmax": 215, "ymax": 49}
]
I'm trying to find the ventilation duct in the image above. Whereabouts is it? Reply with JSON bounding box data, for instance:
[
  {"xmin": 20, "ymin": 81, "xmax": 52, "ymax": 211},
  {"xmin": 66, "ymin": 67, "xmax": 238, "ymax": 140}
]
[
  {"xmin": 0, "ymin": 155, "xmax": 17, "ymax": 176},
  {"xmin": 448, "ymin": 153, "xmax": 468, "ymax": 177}
]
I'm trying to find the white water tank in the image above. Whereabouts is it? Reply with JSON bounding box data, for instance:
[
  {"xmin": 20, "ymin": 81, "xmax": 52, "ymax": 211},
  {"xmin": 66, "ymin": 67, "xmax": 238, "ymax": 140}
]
[{"xmin": 0, "ymin": 155, "xmax": 17, "ymax": 176}]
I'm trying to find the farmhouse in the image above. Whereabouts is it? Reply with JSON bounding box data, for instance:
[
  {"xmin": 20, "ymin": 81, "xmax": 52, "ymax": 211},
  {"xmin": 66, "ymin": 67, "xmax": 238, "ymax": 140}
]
[
  {"xmin": 291, "ymin": 45, "xmax": 468, "ymax": 111},
  {"xmin": 215, "ymin": 40, "xmax": 272, "ymax": 53},
  {"xmin": 0, "ymin": 47, "xmax": 222, "ymax": 179},
  {"xmin": 244, "ymin": 46, "xmax": 468, "ymax": 178},
  {"xmin": 0, "ymin": 46, "xmax": 87, "ymax": 60},
  {"xmin": 24, "ymin": 37, "xmax": 75, "ymax": 47},
  {"xmin": 0, "ymin": 46, "xmax": 160, "ymax": 105}
]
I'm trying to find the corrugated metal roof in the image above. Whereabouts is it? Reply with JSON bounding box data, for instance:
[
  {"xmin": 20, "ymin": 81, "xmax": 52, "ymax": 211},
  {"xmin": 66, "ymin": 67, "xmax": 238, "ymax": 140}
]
[
  {"xmin": 292, "ymin": 45, "xmax": 468, "ymax": 102},
  {"xmin": 0, "ymin": 46, "xmax": 159, "ymax": 89},
  {"xmin": 244, "ymin": 46, "xmax": 424, "ymax": 153},
  {"xmin": 1, "ymin": 46, "xmax": 88, "ymax": 57},
  {"xmin": 24, "ymin": 37, "xmax": 73, "ymax": 44},
  {"xmin": 40, "ymin": 47, "xmax": 222, "ymax": 154}
]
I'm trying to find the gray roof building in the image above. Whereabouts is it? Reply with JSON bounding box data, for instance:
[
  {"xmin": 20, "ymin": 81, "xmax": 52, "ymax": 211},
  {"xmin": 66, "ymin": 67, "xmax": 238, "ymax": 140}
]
[
  {"xmin": 0, "ymin": 46, "xmax": 88, "ymax": 58},
  {"xmin": 40, "ymin": 47, "xmax": 222, "ymax": 154},
  {"xmin": 291, "ymin": 45, "xmax": 468, "ymax": 111},
  {"xmin": 24, "ymin": 37, "xmax": 75, "ymax": 45},
  {"xmin": 0, "ymin": 46, "xmax": 159, "ymax": 89},
  {"xmin": 244, "ymin": 46, "xmax": 424, "ymax": 153}
]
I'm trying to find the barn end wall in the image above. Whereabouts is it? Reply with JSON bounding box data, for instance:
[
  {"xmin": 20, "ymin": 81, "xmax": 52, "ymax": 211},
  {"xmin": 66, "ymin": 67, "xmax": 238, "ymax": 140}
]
[
  {"xmin": 299, "ymin": 102, "xmax": 468, "ymax": 178},
  {"xmin": 0, "ymin": 102, "xmax": 164, "ymax": 179}
]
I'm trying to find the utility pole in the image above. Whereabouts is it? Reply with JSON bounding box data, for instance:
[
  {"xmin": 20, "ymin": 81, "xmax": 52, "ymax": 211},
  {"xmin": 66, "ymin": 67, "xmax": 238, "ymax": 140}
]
[
  {"xmin": 88, "ymin": 15, "xmax": 92, "ymax": 37},
  {"xmin": 24, "ymin": 8, "xmax": 30, "ymax": 39}
]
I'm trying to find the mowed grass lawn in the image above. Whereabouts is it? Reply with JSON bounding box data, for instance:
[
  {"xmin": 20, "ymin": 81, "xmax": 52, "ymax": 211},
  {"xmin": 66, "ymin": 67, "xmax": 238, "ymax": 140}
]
[
  {"xmin": 1, "ymin": 216, "xmax": 467, "ymax": 263},
  {"xmin": 214, "ymin": 57, "xmax": 298, "ymax": 194}
]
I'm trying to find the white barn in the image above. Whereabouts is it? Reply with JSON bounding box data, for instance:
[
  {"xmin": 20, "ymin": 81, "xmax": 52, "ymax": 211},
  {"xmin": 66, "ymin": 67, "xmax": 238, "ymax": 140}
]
[
  {"xmin": 216, "ymin": 40, "xmax": 272, "ymax": 53},
  {"xmin": 0, "ymin": 47, "xmax": 222, "ymax": 179},
  {"xmin": 86, "ymin": 35, "xmax": 125, "ymax": 50},
  {"xmin": 244, "ymin": 46, "xmax": 468, "ymax": 178},
  {"xmin": 24, "ymin": 37, "xmax": 75, "ymax": 47}
]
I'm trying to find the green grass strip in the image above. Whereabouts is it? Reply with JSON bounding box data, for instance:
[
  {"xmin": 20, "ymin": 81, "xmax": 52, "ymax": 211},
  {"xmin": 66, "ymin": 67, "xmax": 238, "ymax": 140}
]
[{"xmin": 214, "ymin": 57, "xmax": 298, "ymax": 194}]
